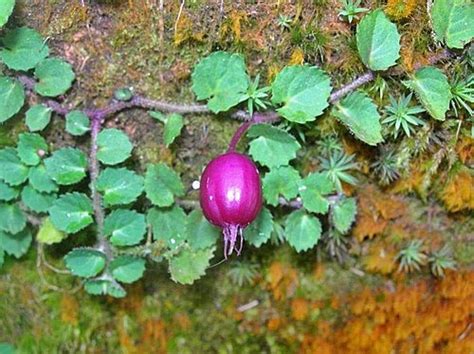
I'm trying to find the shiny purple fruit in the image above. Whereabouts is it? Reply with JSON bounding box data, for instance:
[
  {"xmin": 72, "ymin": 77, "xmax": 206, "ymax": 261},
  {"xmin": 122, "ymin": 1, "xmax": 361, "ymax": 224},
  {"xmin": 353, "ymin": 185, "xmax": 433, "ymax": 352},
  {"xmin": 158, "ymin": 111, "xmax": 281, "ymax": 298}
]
[{"xmin": 200, "ymin": 152, "xmax": 262, "ymax": 258}]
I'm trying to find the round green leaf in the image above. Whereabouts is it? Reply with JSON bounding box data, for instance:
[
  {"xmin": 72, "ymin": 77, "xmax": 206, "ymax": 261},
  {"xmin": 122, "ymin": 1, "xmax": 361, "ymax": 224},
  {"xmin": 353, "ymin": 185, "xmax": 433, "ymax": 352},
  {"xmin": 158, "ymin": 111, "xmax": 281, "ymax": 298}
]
[
  {"xmin": 0, "ymin": 148, "xmax": 29, "ymax": 186},
  {"xmin": 332, "ymin": 91, "xmax": 383, "ymax": 146},
  {"xmin": 186, "ymin": 209, "xmax": 220, "ymax": 250},
  {"xmin": 21, "ymin": 185, "xmax": 56, "ymax": 213},
  {"xmin": 37, "ymin": 217, "xmax": 66, "ymax": 245},
  {"xmin": 0, "ymin": 0, "xmax": 15, "ymax": 27},
  {"xmin": 84, "ymin": 279, "xmax": 126, "ymax": 298},
  {"xmin": 284, "ymin": 210, "xmax": 322, "ymax": 252},
  {"xmin": 148, "ymin": 206, "xmax": 187, "ymax": 249},
  {"xmin": 65, "ymin": 248, "xmax": 106, "ymax": 278},
  {"xmin": 34, "ymin": 58, "xmax": 75, "ymax": 97},
  {"xmin": 332, "ymin": 197, "xmax": 357, "ymax": 234},
  {"xmin": 103, "ymin": 209, "xmax": 146, "ymax": 246},
  {"xmin": 0, "ymin": 27, "xmax": 49, "ymax": 71},
  {"xmin": 163, "ymin": 113, "xmax": 184, "ymax": 147},
  {"xmin": 44, "ymin": 147, "xmax": 87, "ymax": 185},
  {"xmin": 191, "ymin": 51, "xmax": 249, "ymax": 113},
  {"xmin": 262, "ymin": 166, "xmax": 301, "ymax": 206},
  {"xmin": 144, "ymin": 163, "xmax": 184, "ymax": 207},
  {"xmin": 0, "ymin": 77, "xmax": 25, "ymax": 123},
  {"xmin": 432, "ymin": 0, "xmax": 474, "ymax": 49},
  {"xmin": 0, "ymin": 229, "xmax": 32, "ymax": 259},
  {"xmin": 299, "ymin": 173, "xmax": 334, "ymax": 214},
  {"xmin": 169, "ymin": 247, "xmax": 215, "ymax": 285},
  {"xmin": 244, "ymin": 208, "xmax": 273, "ymax": 247},
  {"xmin": 48, "ymin": 192, "xmax": 93, "ymax": 233},
  {"xmin": 65, "ymin": 110, "xmax": 90, "ymax": 136},
  {"xmin": 356, "ymin": 9, "xmax": 401, "ymax": 70},
  {"xmin": 25, "ymin": 104, "xmax": 52, "ymax": 132},
  {"xmin": 97, "ymin": 128, "xmax": 133, "ymax": 165},
  {"xmin": 271, "ymin": 66, "xmax": 332, "ymax": 123},
  {"xmin": 28, "ymin": 164, "xmax": 58, "ymax": 193},
  {"xmin": 404, "ymin": 66, "xmax": 452, "ymax": 121},
  {"xmin": 0, "ymin": 181, "xmax": 19, "ymax": 201},
  {"xmin": 247, "ymin": 124, "xmax": 301, "ymax": 168},
  {"xmin": 110, "ymin": 256, "xmax": 146, "ymax": 284},
  {"xmin": 96, "ymin": 168, "xmax": 144, "ymax": 206},
  {"xmin": 17, "ymin": 132, "xmax": 48, "ymax": 166},
  {"xmin": 0, "ymin": 203, "xmax": 26, "ymax": 234}
]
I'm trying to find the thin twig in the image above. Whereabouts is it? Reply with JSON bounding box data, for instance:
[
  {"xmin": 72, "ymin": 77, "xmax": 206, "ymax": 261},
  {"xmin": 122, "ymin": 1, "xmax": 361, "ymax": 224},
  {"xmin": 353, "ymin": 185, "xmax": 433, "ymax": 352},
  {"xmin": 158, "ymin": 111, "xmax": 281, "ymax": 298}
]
[{"xmin": 329, "ymin": 71, "xmax": 375, "ymax": 104}]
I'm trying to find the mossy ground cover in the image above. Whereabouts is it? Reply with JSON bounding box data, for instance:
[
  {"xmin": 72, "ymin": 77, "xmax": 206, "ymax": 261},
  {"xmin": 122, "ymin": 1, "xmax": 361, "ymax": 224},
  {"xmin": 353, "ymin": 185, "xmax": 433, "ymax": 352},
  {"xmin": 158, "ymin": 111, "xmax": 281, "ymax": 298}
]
[{"xmin": 0, "ymin": 0, "xmax": 472, "ymax": 352}]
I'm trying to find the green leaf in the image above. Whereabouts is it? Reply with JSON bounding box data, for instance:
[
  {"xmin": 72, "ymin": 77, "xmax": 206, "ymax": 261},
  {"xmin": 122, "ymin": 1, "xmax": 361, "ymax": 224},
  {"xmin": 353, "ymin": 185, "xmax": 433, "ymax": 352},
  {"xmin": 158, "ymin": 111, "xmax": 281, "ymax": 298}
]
[
  {"xmin": 96, "ymin": 168, "xmax": 144, "ymax": 206},
  {"xmin": 169, "ymin": 247, "xmax": 214, "ymax": 285},
  {"xmin": 186, "ymin": 209, "xmax": 220, "ymax": 250},
  {"xmin": 144, "ymin": 163, "xmax": 185, "ymax": 207},
  {"xmin": 0, "ymin": 27, "xmax": 49, "ymax": 71},
  {"xmin": 332, "ymin": 197, "xmax": 357, "ymax": 234},
  {"xmin": 432, "ymin": 0, "xmax": 474, "ymax": 49},
  {"xmin": 356, "ymin": 9, "xmax": 401, "ymax": 70},
  {"xmin": 17, "ymin": 133, "xmax": 48, "ymax": 166},
  {"xmin": 44, "ymin": 147, "xmax": 87, "ymax": 185},
  {"xmin": 271, "ymin": 66, "xmax": 332, "ymax": 123},
  {"xmin": 28, "ymin": 164, "xmax": 58, "ymax": 193},
  {"xmin": 97, "ymin": 128, "xmax": 133, "ymax": 165},
  {"xmin": 284, "ymin": 210, "xmax": 322, "ymax": 252},
  {"xmin": 0, "ymin": 203, "xmax": 26, "ymax": 234},
  {"xmin": 0, "ymin": 148, "xmax": 29, "ymax": 186},
  {"xmin": 0, "ymin": 0, "xmax": 15, "ymax": 27},
  {"xmin": 404, "ymin": 66, "xmax": 452, "ymax": 121},
  {"xmin": 65, "ymin": 248, "xmax": 106, "ymax": 278},
  {"xmin": 21, "ymin": 185, "xmax": 55, "ymax": 213},
  {"xmin": 247, "ymin": 124, "xmax": 301, "ymax": 168},
  {"xmin": 299, "ymin": 173, "xmax": 334, "ymax": 214},
  {"xmin": 244, "ymin": 208, "xmax": 273, "ymax": 247},
  {"xmin": 0, "ymin": 77, "xmax": 25, "ymax": 123},
  {"xmin": 34, "ymin": 58, "xmax": 75, "ymax": 97},
  {"xmin": 148, "ymin": 205, "xmax": 187, "ymax": 249},
  {"xmin": 25, "ymin": 104, "xmax": 52, "ymax": 132},
  {"xmin": 0, "ymin": 248, "xmax": 3, "ymax": 267},
  {"xmin": 0, "ymin": 181, "xmax": 19, "ymax": 202},
  {"xmin": 65, "ymin": 110, "xmax": 90, "ymax": 136},
  {"xmin": 332, "ymin": 91, "xmax": 383, "ymax": 145},
  {"xmin": 103, "ymin": 209, "xmax": 146, "ymax": 246},
  {"xmin": 191, "ymin": 51, "xmax": 249, "ymax": 113},
  {"xmin": 0, "ymin": 229, "xmax": 32, "ymax": 258},
  {"xmin": 37, "ymin": 217, "xmax": 66, "ymax": 245},
  {"xmin": 163, "ymin": 113, "xmax": 184, "ymax": 147},
  {"xmin": 48, "ymin": 193, "xmax": 93, "ymax": 233},
  {"xmin": 110, "ymin": 256, "xmax": 146, "ymax": 284},
  {"xmin": 84, "ymin": 279, "xmax": 126, "ymax": 298},
  {"xmin": 262, "ymin": 166, "xmax": 301, "ymax": 206}
]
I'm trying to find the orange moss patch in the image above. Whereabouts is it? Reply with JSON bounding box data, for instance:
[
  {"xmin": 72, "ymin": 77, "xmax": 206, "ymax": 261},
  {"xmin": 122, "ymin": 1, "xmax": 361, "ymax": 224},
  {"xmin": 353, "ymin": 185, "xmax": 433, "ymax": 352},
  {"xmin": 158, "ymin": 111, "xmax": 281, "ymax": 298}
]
[
  {"xmin": 352, "ymin": 185, "xmax": 406, "ymax": 242},
  {"xmin": 439, "ymin": 170, "xmax": 474, "ymax": 212},
  {"xmin": 385, "ymin": 0, "xmax": 418, "ymax": 19},
  {"xmin": 60, "ymin": 294, "xmax": 79, "ymax": 325},
  {"xmin": 456, "ymin": 137, "xmax": 474, "ymax": 165},
  {"xmin": 267, "ymin": 261, "xmax": 299, "ymax": 301},
  {"xmin": 362, "ymin": 242, "xmax": 397, "ymax": 275},
  {"xmin": 291, "ymin": 298, "xmax": 309, "ymax": 321},
  {"xmin": 300, "ymin": 271, "xmax": 474, "ymax": 354},
  {"xmin": 289, "ymin": 48, "xmax": 305, "ymax": 65},
  {"xmin": 391, "ymin": 164, "xmax": 425, "ymax": 195}
]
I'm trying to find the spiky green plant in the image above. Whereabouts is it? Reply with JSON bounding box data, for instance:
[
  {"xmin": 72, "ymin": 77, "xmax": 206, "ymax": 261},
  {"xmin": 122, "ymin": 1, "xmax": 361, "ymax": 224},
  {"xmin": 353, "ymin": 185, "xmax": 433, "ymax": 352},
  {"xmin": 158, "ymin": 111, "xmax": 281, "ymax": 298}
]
[
  {"xmin": 320, "ymin": 151, "xmax": 358, "ymax": 192},
  {"xmin": 371, "ymin": 147, "xmax": 400, "ymax": 185},
  {"xmin": 324, "ymin": 229, "xmax": 349, "ymax": 264},
  {"xmin": 277, "ymin": 14, "xmax": 292, "ymax": 30},
  {"xmin": 382, "ymin": 93, "xmax": 425, "ymax": 138},
  {"xmin": 428, "ymin": 246, "xmax": 457, "ymax": 277},
  {"xmin": 338, "ymin": 0, "xmax": 368, "ymax": 23},
  {"xmin": 317, "ymin": 135, "xmax": 343, "ymax": 157},
  {"xmin": 240, "ymin": 74, "xmax": 271, "ymax": 117},
  {"xmin": 450, "ymin": 74, "xmax": 473, "ymax": 117},
  {"xmin": 227, "ymin": 262, "xmax": 259, "ymax": 286},
  {"xmin": 397, "ymin": 240, "xmax": 428, "ymax": 272}
]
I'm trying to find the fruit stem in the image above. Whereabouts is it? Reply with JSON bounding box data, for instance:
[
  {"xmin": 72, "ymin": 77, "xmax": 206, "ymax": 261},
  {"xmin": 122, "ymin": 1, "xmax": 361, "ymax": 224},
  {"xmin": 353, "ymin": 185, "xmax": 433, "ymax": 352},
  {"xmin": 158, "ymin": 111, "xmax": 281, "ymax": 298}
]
[{"xmin": 227, "ymin": 122, "xmax": 252, "ymax": 152}]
